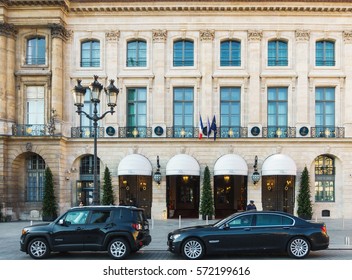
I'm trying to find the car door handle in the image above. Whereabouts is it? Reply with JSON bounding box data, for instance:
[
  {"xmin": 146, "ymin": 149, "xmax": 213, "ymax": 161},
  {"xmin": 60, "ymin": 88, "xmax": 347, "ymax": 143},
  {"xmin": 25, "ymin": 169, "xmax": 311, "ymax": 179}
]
[
  {"xmin": 244, "ymin": 227, "xmax": 251, "ymax": 231},
  {"xmin": 76, "ymin": 227, "xmax": 84, "ymax": 231}
]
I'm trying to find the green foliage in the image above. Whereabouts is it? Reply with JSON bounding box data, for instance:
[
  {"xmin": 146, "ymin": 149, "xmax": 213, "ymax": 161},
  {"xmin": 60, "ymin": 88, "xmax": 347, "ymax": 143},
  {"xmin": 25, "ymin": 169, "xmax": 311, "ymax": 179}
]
[
  {"xmin": 102, "ymin": 166, "xmax": 114, "ymax": 205},
  {"xmin": 200, "ymin": 166, "xmax": 214, "ymax": 219},
  {"xmin": 297, "ymin": 166, "xmax": 313, "ymax": 220},
  {"xmin": 42, "ymin": 167, "xmax": 58, "ymax": 220}
]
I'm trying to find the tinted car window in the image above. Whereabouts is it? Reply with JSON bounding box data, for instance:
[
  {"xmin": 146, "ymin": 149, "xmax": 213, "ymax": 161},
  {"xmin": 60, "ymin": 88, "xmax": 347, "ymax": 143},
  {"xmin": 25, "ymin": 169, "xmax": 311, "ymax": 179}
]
[
  {"xmin": 255, "ymin": 214, "xmax": 294, "ymax": 226},
  {"xmin": 64, "ymin": 210, "xmax": 89, "ymax": 225},
  {"xmin": 89, "ymin": 210, "xmax": 111, "ymax": 224},
  {"xmin": 228, "ymin": 215, "xmax": 253, "ymax": 227}
]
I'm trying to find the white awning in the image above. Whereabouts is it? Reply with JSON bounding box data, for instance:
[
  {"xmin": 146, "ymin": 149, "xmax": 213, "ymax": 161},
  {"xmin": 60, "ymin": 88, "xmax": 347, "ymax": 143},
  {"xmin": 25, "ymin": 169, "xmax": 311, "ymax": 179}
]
[
  {"xmin": 166, "ymin": 154, "xmax": 200, "ymax": 176},
  {"xmin": 262, "ymin": 154, "xmax": 297, "ymax": 176},
  {"xmin": 118, "ymin": 154, "xmax": 152, "ymax": 176},
  {"xmin": 214, "ymin": 154, "xmax": 248, "ymax": 176}
]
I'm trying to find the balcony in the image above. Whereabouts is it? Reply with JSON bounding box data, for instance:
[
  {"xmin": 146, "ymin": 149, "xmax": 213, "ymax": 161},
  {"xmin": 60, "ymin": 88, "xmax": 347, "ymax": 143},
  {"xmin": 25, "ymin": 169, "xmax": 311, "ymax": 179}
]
[
  {"xmin": 71, "ymin": 126, "xmax": 104, "ymax": 138},
  {"xmin": 12, "ymin": 124, "xmax": 47, "ymax": 136},
  {"xmin": 311, "ymin": 126, "xmax": 345, "ymax": 138}
]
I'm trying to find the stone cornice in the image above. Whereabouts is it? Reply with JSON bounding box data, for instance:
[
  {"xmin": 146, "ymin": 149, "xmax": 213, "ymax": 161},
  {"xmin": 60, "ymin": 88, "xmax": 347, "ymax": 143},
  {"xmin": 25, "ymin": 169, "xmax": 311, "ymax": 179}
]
[
  {"xmin": 0, "ymin": 22, "xmax": 17, "ymax": 38},
  {"xmin": 3, "ymin": 1, "xmax": 352, "ymax": 14}
]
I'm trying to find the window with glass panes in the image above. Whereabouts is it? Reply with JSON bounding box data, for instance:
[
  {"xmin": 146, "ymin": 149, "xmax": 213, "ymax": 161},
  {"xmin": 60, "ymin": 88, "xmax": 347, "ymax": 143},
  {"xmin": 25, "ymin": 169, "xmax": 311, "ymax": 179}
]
[
  {"xmin": 173, "ymin": 40, "xmax": 194, "ymax": 66},
  {"xmin": 316, "ymin": 40, "xmax": 335, "ymax": 66},
  {"xmin": 173, "ymin": 88, "xmax": 194, "ymax": 137},
  {"xmin": 81, "ymin": 40, "xmax": 100, "ymax": 67},
  {"xmin": 127, "ymin": 88, "xmax": 147, "ymax": 137},
  {"xmin": 315, "ymin": 155, "xmax": 335, "ymax": 202},
  {"xmin": 26, "ymin": 86, "xmax": 44, "ymax": 125},
  {"xmin": 26, "ymin": 36, "xmax": 46, "ymax": 65},
  {"xmin": 127, "ymin": 40, "xmax": 147, "ymax": 67},
  {"xmin": 267, "ymin": 87, "xmax": 288, "ymax": 138},
  {"xmin": 220, "ymin": 40, "xmax": 241, "ymax": 66},
  {"xmin": 268, "ymin": 40, "xmax": 288, "ymax": 66},
  {"xmin": 26, "ymin": 154, "xmax": 45, "ymax": 202},
  {"xmin": 220, "ymin": 87, "xmax": 241, "ymax": 138},
  {"xmin": 315, "ymin": 87, "xmax": 335, "ymax": 137}
]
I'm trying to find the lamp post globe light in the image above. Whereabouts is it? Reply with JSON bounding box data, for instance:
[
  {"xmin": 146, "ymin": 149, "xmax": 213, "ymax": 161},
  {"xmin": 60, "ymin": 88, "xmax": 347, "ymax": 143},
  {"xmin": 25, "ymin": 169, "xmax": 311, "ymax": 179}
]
[{"xmin": 72, "ymin": 75, "xmax": 119, "ymax": 205}]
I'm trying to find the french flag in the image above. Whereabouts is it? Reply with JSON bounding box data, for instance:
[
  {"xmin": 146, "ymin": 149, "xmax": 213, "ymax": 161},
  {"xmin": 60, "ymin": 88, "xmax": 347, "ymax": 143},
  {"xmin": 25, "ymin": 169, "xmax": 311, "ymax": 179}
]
[{"xmin": 199, "ymin": 114, "xmax": 204, "ymax": 139}]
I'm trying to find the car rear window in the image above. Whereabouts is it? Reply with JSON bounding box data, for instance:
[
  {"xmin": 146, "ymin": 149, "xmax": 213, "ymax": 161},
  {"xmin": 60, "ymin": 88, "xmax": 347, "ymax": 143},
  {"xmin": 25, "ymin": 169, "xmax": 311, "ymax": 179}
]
[
  {"xmin": 255, "ymin": 214, "xmax": 294, "ymax": 226},
  {"xmin": 89, "ymin": 210, "xmax": 111, "ymax": 224}
]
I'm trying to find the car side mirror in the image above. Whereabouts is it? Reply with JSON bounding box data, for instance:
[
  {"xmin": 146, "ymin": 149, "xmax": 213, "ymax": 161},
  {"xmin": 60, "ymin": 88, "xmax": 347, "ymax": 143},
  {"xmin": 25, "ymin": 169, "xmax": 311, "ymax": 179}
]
[
  {"xmin": 223, "ymin": 223, "xmax": 230, "ymax": 230},
  {"xmin": 58, "ymin": 219, "xmax": 70, "ymax": 226}
]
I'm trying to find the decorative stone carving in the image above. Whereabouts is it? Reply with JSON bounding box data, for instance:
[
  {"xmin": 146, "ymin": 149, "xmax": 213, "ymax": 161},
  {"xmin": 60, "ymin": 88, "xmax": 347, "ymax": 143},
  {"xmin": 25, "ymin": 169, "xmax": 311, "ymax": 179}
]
[
  {"xmin": 26, "ymin": 143, "xmax": 32, "ymax": 152},
  {"xmin": 0, "ymin": 23, "xmax": 17, "ymax": 38},
  {"xmin": 296, "ymin": 30, "xmax": 310, "ymax": 42},
  {"xmin": 248, "ymin": 30, "xmax": 262, "ymax": 42},
  {"xmin": 50, "ymin": 23, "xmax": 71, "ymax": 41},
  {"xmin": 106, "ymin": 30, "xmax": 120, "ymax": 42},
  {"xmin": 200, "ymin": 30, "xmax": 215, "ymax": 41},
  {"xmin": 152, "ymin": 29, "xmax": 167, "ymax": 42},
  {"xmin": 343, "ymin": 31, "xmax": 352, "ymax": 43}
]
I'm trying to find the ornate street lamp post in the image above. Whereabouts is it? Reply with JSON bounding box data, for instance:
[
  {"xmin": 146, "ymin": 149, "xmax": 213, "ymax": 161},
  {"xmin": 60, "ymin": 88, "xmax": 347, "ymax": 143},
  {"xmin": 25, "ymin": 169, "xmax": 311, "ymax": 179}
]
[{"xmin": 72, "ymin": 75, "xmax": 119, "ymax": 205}]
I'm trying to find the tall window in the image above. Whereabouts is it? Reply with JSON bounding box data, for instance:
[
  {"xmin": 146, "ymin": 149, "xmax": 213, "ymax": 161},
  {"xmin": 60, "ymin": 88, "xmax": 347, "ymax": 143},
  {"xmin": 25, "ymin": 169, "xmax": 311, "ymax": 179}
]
[
  {"xmin": 26, "ymin": 36, "xmax": 46, "ymax": 65},
  {"xmin": 26, "ymin": 86, "xmax": 44, "ymax": 128},
  {"xmin": 127, "ymin": 88, "xmax": 147, "ymax": 137},
  {"xmin": 220, "ymin": 40, "xmax": 241, "ymax": 66},
  {"xmin": 173, "ymin": 40, "xmax": 194, "ymax": 66},
  {"xmin": 267, "ymin": 87, "xmax": 288, "ymax": 138},
  {"xmin": 220, "ymin": 87, "xmax": 241, "ymax": 138},
  {"xmin": 26, "ymin": 154, "xmax": 45, "ymax": 202},
  {"xmin": 315, "ymin": 155, "xmax": 335, "ymax": 202},
  {"xmin": 81, "ymin": 40, "xmax": 100, "ymax": 67},
  {"xmin": 173, "ymin": 88, "xmax": 194, "ymax": 137},
  {"xmin": 80, "ymin": 88, "xmax": 100, "ymax": 138},
  {"xmin": 268, "ymin": 40, "xmax": 288, "ymax": 66},
  {"xmin": 315, "ymin": 87, "xmax": 335, "ymax": 137},
  {"xmin": 316, "ymin": 40, "xmax": 335, "ymax": 66},
  {"xmin": 127, "ymin": 40, "xmax": 147, "ymax": 67},
  {"xmin": 80, "ymin": 155, "xmax": 100, "ymax": 176}
]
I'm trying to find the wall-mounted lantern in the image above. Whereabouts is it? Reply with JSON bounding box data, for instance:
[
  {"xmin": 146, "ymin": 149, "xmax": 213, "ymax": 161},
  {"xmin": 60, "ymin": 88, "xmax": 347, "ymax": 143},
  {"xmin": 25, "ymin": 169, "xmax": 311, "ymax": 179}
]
[
  {"xmin": 251, "ymin": 155, "xmax": 261, "ymax": 185},
  {"xmin": 153, "ymin": 156, "xmax": 162, "ymax": 185}
]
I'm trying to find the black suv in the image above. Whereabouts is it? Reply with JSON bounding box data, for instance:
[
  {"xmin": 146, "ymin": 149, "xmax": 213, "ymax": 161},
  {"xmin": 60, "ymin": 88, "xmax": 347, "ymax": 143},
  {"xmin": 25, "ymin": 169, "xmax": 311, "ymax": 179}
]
[{"xmin": 20, "ymin": 205, "xmax": 151, "ymax": 259}]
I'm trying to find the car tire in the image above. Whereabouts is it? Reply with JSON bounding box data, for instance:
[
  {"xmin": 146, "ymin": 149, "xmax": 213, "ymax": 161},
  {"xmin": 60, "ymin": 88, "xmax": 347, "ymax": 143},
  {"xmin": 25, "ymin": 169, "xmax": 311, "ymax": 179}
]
[
  {"xmin": 181, "ymin": 238, "xmax": 205, "ymax": 260},
  {"xmin": 287, "ymin": 237, "xmax": 310, "ymax": 258},
  {"xmin": 28, "ymin": 238, "xmax": 50, "ymax": 259},
  {"xmin": 108, "ymin": 238, "xmax": 130, "ymax": 259}
]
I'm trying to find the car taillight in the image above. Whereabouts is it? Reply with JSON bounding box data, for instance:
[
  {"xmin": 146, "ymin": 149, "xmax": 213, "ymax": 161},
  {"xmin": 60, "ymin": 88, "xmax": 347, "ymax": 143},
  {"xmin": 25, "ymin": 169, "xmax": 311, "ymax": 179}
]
[
  {"xmin": 132, "ymin": 223, "xmax": 142, "ymax": 230},
  {"xmin": 321, "ymin": 224, "xmax": 327, "ymax": 234}
]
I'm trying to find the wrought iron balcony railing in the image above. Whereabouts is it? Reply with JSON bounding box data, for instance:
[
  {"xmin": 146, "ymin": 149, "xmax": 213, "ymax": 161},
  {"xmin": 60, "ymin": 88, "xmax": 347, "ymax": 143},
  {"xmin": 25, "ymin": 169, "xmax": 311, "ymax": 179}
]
[
  {"xmin": 311, "ymin": 126, "xmax": 345, "ymax": 138},
  {"xmin": 12, "ymin": 124, "xmax": 47, "ymax": 136},
  {"xmin": 263, "ymin": 126, "xmax": 296, "ymax": 138},
  {"xmin": 71, "ymin": 126, "xmax": 104, "ymax": 138}
]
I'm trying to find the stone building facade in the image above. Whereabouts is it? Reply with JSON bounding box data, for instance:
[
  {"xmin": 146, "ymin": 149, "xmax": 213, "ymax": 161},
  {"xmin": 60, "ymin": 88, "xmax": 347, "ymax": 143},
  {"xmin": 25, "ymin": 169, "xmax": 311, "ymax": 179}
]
[{"xmin": 1, "ymin": 0, "xmax": 352, "ymax": 220}]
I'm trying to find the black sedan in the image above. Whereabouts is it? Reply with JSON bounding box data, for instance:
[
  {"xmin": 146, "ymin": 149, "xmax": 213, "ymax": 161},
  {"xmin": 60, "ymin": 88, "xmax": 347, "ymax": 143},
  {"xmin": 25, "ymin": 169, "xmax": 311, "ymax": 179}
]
[{"xmin": 167, "ymin": 211, "xmax": 329, "ymax": 259}]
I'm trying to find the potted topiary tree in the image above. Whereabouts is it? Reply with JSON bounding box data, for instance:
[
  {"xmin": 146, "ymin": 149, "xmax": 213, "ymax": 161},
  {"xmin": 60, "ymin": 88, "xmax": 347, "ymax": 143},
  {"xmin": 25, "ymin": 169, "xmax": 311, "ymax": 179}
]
[
  {"xmin": 200, "ymin": 166, "xmax": 214, "ymax": 220},
  {"xmin": 297, "ymin": 166, "xmax": 313, "ymax": 220},
  {"xmin": 42, "ymin": 167, "xmax": 58, "ymax": 221},
  {"xmin": 102, "ymin": 166, "xmax": 115, "ymax": 205}
]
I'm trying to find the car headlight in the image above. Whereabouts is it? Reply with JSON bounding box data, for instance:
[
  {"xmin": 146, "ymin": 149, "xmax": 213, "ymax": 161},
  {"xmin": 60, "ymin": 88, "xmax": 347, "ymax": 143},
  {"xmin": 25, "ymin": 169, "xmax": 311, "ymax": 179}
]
[{"xmin": 171, "ymin": 234, "xmax": 181, "ymax": 240}]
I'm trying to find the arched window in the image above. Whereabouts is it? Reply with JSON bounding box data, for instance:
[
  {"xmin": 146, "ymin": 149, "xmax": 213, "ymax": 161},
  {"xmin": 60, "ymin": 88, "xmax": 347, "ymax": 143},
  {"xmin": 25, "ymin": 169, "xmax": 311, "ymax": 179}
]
[
  {"xmin": 316, "ymin": 40, "xmax": 335, "ymax": 66},
  {"xmin": 81, "ymin": 40, "xmax": 100, "ymax": 67},
  {"xmin": 26, "ymin": 154, "xmax": 46, "ymax": 201},
  {"xmin": 268, "ymin": 40, "xmax": 288, "ymax": 66},
  {"xmin": 26, "ymin": 36, "xmax": 46, "ymax": 65},
  {"xmin": 220, "ymin": 40, "xmax": 241, "ymax": 66},
  {"xmin": 173, "ymin": 39, "xmax": 194, "ymax": 66},
  {"xmin": 315, "ymin": 155, "xmax": 335, "ymax": 202},
  {"xmin": 127, "ymin": 40, "xmax": 147, "ymax": 67}
]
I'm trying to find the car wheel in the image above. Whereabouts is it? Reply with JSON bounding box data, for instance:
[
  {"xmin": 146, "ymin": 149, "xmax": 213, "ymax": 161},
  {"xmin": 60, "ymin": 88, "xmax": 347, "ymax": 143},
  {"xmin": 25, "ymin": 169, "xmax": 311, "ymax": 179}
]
[
  {"xmin": 182, "ymin": 238, "xmax": 205, "ymax": 260},
  {"xmin": 28, "ymin": 238, "xmax": 50, "ymax": 259},
  {"xmin": 287, "ymin": 237, "xmax": 310, "ymax": 258},
  {"xmin": 108, "ymin": 238, "xmax": 130, "ymax": 259}
]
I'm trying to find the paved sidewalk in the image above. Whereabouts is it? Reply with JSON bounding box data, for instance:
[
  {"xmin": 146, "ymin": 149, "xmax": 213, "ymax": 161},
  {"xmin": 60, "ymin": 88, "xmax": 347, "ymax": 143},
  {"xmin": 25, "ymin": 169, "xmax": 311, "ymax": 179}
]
[{"xmin": 142, "ymin": 217, "xmax": 352, "ymax": 251}]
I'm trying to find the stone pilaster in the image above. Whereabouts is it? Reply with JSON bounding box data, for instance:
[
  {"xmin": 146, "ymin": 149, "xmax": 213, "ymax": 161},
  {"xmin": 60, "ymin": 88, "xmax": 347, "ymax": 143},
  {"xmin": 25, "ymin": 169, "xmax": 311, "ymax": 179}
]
[
  {"xmin": 50, "ymin": 23, "xmax": 70, "ymax": 131},
  {"xmin": 152, "ymin": 29, "xmax": 167, "ymax": 124},
  {"xmin": 247, "ymin": 30, "xmax": 262, "ymax": 124},
  {"xmin": 295, "ymin": 30, "xmax": 310, "ymax": 125}
]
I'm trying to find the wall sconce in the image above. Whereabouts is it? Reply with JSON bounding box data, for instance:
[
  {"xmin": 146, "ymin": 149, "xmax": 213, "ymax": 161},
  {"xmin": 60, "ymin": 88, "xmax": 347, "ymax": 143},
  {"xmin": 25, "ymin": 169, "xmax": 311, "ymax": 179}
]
[
  {"xmin": 183, "ymin": 175, "xmax": 189, "ymax": 183},
  {"xmin": 267, "ymin": 180, "xmax": 274, "ymax": 191},
  {"xmin": 153, "ymin": 155, "xmax": 162, "ymax": 185},
  {"xmin": 251, "ymin": 155, "xmax": 261, "ymax": 185},
  {"xmin": 224, "ymin": 175, "xmax": 230, "ymax": 183}
]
